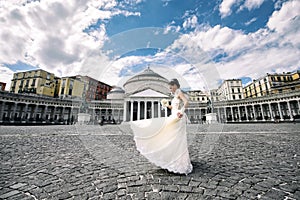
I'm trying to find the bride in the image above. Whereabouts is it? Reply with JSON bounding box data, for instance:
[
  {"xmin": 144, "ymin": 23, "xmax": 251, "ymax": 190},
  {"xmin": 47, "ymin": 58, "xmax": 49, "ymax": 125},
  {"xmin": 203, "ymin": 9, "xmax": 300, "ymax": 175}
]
[{"xmin": 130, "ymin": 78, "xmax": 193, "ymax": 175}]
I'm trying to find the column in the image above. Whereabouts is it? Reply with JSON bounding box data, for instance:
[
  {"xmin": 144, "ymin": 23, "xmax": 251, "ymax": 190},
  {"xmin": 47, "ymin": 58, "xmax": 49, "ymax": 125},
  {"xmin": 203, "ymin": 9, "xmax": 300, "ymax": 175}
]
[
  {"xmin": 224, "ymin": 107, "xmax": 227, "ymax": 122},
  {"xmin": 117, "ymin": 109, "xmax": 121, "ymax": 122},
  {"xmin": 130, "ymin": 101, "xmax": 133, "ymax": 121},
  {"xmin": 11, "ymin": 102, "xmax": 18, "ymax": 121},
  {"xmin": 158, "ymin": 101, "xmax": 161, "ymax": 118},
  {"xmin": 33, "ymin": 104, "xmax": 39, "ymax": 121},
  {"xmin": 217, "ymin": 107, "xmax": 220, "ymax": 123},
  {"xmin": 68, "ymin": 107, "xmax": 73, "ymax": 124},
  {"xmin": 23, "ymin": 104, "xmax": 29, "ymax": 120},
  {"xmin": 268, "ymin": 103, "xmax": 274, "ymax": 121},
  {"xmin": 237, "ymin": 106, "xmax": 241, "ymax": 122},
  {"xmin": 287, "ymin": 101, "xmax": 294, "ymax": 121},
  {"xmin": 123, "ymin": 101, "xmax": 127, "ymax": 122},
  {"xmin": 151, "ymin": 101, "xmax": 154, "ymax": 118},
  {"xmin": 199, "ymin": 109, "xmax": 202, "ymax": 122},
  {"xmin": 51, "ymin": 106, "xmax": 56, "ymax": 121},
  {"xmin": 42, "ymin": 105, "xmax": 48, "ymax": 120},
  {"xmin": 260, "ymin": 104, "xmax": 265, "ymax": 121},
  {"xmin": 144, "ymin": 101, "xmax": 147, "ymax": 119},
  {"xmin": 277, "ymin": 102, "xmax": 283, "ymax": 121},
  {"xmin": 230, "ymin": 106, "xmax": 234, "ymax": 122},
  {"xmin": 0, "ymin": 102, "xmax": 5, "ymax": 121},
  {"xmin": 252, "ymin": 105, "xmax": 257, "ymax": 121},
  {"xmin": 61, "ymin": 107, "xmax": 65, "ymax": 120},
  {"xmin": 137, "ymin": 100, "xmax": 140, "ymax": 120},
  {"xmin": 245, "ymin": 105, "xmax": 249, "ymax": 121}
]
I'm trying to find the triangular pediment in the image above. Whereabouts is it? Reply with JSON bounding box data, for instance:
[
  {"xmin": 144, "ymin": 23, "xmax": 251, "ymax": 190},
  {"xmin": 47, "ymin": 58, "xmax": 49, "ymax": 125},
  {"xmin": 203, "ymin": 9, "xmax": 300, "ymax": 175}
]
[{"xmin": 130, "ymin": 89, "xmax": 169, "ymax": 98}]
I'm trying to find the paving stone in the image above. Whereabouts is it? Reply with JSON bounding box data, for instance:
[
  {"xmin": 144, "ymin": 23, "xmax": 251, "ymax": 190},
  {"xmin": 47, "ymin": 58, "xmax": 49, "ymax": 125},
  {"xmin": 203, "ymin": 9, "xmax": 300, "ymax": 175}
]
[
  {"xmin": 0, "ymin": 190, "xmax": 20, "ymax": 199},
  {"xmin": 0, "ymin": 124, "xmax": 299, "ymax": 199},
  {"xmin": 9, "ymin": 182, "xmax": 27, "ymax": 189}
]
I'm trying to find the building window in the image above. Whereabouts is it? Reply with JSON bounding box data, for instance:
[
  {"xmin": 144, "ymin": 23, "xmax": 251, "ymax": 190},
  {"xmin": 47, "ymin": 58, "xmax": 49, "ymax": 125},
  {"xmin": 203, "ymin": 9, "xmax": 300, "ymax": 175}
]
[
  {"xmin": 70, "ymin": 80, "xmax": 74, "ymax": 89},
  {"xmin": 47, "ymin": 74, "xmax": 50, "ymax": 80},
  {"xmin": 239, "ymin": 95, "xmax": 242, "ymax": 99},
  {"xmin": 61, "ymin": 88, "xmax": 65, "ymax": 95},
  {"xmin": 233, "ymin": 95, "xmax": 236, "ymax": 100},
  {"xmin": 25, "ymin": 79, "xmax": 29, "ymax": 87},
  {"xmin": 232, "ymin": 88, "xmax": 234, "ymax": 93},
  {"xmin": 20, "ymin": 80, "xmax": 24, "ymax": 87},
  {"xmin": 31, "ymin": 79, "xmax": 36, "ymax": 86},
  {"xmin": 68, "ymin": 89, "xmax": 72, "ymax": 95}
]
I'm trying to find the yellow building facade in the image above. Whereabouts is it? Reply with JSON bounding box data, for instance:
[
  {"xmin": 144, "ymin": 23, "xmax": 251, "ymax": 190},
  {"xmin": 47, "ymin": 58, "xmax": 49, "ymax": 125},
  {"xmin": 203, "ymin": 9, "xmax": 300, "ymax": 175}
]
[
  {"xmin": 59, "ymin": 76, "xmax": 84, "ymax": 99},
  {"xmin": 243, "ymin": 71, "xmax": 300, "ymax": 98},
  {"xmin": 10, "ymin": 69, "xmax": 56, "ymax": 97}
]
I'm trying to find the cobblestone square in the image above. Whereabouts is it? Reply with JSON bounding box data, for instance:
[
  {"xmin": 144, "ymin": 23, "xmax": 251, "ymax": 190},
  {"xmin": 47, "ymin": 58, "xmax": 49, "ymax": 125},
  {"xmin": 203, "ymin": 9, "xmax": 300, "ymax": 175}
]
[{"xmin": 0, "ymin": 123, "xmax": 299, "ymax": 200}]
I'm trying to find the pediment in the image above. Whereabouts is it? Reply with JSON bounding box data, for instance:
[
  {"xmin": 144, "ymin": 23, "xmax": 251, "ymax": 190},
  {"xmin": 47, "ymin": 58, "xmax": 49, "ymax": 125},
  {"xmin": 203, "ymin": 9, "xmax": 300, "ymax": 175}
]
[{"xmin": 130, "ymin": 89, "xmax": 169, "ymax": 98}]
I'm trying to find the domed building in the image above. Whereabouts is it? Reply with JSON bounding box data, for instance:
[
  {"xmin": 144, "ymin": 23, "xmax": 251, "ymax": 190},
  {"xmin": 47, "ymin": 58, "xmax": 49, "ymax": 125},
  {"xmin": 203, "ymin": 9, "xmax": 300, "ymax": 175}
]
[
  {"xmin": 122, "ymin": 67, "xmax": 171, "ymax": 122},
  {"xmin": 90, "ymin": 67, "xmax": 171, "ymax": 123},
  {"xmin": 123, "ymin": 67, "xmax": 170, "ymax": 95},
  {"xmin": 107, "ymin": 86, "xmax": 125, "ymax": 100}
]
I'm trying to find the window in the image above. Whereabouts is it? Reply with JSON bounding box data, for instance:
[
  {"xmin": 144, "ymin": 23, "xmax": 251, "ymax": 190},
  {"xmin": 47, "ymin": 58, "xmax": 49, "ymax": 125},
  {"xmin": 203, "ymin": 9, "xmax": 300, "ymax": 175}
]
[
  {"xmin": 46, "ymin": 73, "xmax": 50, "ymax": 80},
  {"xmin": 232, "ymin": 88, "xmax": 234, "ymax": 93},
  {"xmin": 68, "ymin": 89, "xmax": 72, "ymax": 95},
  {"xmin": 238, "ymin": 88, "xmax": 240, "ymax": 93},
  {"xmin": 31, "ymin": 79, "xmax": 36, "ymax": 87},
  {"xmin": 233, "ymin": 95, "xmax": 236, "ymax": 100},
  {"xmin": 239, "ymin": 95, "xmax": 242, "ymax": 99},
  {"xmin": 61, "ymin": 88, "xmax": 65, "ymax": 95},
  {"xmin": 70, "ymin": 80, "xmax": 74, "ymax": 89}
]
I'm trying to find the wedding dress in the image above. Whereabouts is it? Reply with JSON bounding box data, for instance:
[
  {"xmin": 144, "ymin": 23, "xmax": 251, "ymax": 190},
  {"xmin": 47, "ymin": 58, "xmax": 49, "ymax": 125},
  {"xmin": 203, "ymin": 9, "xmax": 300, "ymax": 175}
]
[{"xmin": 130, "ymin": 89, "xmax": 193, "ymax": 175}]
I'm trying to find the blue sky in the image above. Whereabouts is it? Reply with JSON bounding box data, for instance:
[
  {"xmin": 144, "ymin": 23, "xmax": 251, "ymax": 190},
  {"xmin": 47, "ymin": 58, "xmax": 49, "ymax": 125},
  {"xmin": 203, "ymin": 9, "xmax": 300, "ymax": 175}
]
[{"xmin": 0, "ymin": 0, "xmax": 299, "ymax": 90}]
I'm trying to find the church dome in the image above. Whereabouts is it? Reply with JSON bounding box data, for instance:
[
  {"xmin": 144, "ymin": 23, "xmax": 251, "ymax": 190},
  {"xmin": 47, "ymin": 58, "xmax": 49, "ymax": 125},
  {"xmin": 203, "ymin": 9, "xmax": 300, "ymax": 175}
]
[
  {"xmin": 107, "ymin": 86, "xmax": 125, "ymax": 99},
  {"xmin": 123, "ymin": 67, "xmax": 170, "ymax": 95}
]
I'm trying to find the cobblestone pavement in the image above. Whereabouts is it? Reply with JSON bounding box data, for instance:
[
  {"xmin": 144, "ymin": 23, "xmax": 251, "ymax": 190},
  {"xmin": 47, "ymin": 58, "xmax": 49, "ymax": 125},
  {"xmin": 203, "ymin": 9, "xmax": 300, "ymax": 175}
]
[{"xmin": 0, "ymin": 123, "xmax": 299, "ymax": 200}]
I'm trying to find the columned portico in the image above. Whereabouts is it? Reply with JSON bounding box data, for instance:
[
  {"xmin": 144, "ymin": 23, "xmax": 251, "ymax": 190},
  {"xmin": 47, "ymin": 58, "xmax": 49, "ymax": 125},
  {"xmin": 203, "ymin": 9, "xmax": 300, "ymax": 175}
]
[{"xmin": 122, "ymin": 88, "xmax": 170, "ymax": 122}]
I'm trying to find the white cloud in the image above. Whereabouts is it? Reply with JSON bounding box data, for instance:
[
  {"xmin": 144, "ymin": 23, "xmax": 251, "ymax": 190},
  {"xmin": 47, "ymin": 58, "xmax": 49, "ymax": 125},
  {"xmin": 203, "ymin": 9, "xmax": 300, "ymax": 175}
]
[
  {"xmin": 0, "ymin": 65, "xmax": 14, "ymax": 91},
  {"xmin": 240, "ymin": 0, "xmax": 265, "ymax": 11},
  {"xmin": 267, "ymin": 0, "xmax": 300, "ymax": 33},
  {"xmin": 219, "ymin": 0, "xmax": 240, "ymax": 18},
  {"xmin": 0, "ymin": 0, "xmax": 141, "ymax": 82},
  {"xmin": 245, "ymin": 17, "xmax": 257, "ymax": 26},
  {"xmin": 168, "ymin": 0, "xmax": 300, "ymax": 88},
  {"xmin": 182, "ymin": 15, "xmax": 198, "ymax": 30}
]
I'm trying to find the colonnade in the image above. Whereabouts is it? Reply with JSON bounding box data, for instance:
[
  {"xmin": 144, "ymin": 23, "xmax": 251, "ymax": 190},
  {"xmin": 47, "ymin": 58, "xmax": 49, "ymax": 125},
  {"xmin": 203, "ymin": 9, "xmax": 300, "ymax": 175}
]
[
  {"xmin": 186, "ymin": 99, "xmax": 300, "ymax": 123},
  {"xmin": 123, "ymin": 99, "xmax": 169, "ymax": 122}
]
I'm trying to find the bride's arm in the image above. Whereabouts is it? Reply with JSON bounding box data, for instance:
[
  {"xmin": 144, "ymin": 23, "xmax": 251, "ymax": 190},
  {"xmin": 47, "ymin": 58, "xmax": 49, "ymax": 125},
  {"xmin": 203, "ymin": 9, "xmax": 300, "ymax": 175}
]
[{"xmin": 178, "ymin": 91, "xmax": 188, "ymax": 111}]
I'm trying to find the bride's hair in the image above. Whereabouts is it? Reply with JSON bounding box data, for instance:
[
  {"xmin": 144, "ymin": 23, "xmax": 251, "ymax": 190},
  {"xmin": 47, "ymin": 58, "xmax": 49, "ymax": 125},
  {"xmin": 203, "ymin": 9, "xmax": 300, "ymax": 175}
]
[{"xmin": 169, "ymin": 78, "xmax": 180, "ymax": 88}]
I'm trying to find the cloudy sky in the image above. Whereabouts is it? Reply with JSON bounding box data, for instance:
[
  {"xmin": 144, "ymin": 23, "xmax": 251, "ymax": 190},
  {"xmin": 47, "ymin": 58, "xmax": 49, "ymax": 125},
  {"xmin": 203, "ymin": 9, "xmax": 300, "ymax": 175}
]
[{"xmin": 0, "ymin": 0, "xmax": 299, "ymax": 91}]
